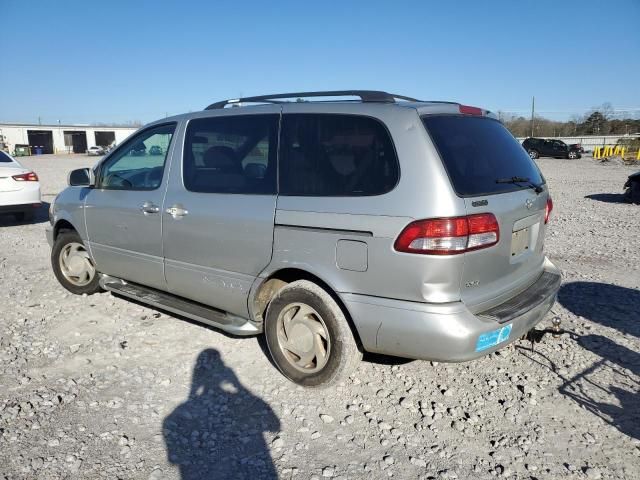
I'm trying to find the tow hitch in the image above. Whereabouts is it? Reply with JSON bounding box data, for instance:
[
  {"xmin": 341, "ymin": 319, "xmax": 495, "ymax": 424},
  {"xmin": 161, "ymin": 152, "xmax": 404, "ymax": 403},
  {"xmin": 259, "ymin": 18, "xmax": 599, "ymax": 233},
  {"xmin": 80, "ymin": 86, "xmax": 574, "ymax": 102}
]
[{"xmin": 524, "ymin": 317, "xmax": 565, "ymax": 345}]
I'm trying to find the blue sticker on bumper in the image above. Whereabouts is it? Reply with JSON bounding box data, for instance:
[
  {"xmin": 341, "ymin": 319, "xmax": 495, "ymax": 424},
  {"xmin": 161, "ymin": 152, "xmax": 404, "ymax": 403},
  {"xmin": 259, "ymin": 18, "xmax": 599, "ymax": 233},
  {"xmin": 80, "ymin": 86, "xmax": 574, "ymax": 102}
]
[{"xmin": 475, "ymin": 324, "xmax": 513, "ymax": 352}]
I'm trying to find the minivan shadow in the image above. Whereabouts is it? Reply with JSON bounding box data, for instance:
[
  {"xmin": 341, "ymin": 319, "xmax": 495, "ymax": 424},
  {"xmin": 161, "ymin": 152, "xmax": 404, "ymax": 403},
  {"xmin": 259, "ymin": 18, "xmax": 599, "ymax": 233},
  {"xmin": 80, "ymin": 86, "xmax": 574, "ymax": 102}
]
[
  {"xmin": 163, "ymin": 348, "xmax": 280, "ymax": 479},
  {"xmin": 552, "ymin": 281, "xmax": 640, "ymax": 440},
  {"xmin": 557, "ymin": 281, "xmax": 640, "ymax": 337},
  {"xmin": 117, "ymin": 292, "xmax": 416, "ymax": 369},
  {"xmin": 584, "ymin": 193, "xmax": 627, "ymax": 204},
  {"xmin": 0, "ymin": 201, "xmax": 50, "ymax": 226}
]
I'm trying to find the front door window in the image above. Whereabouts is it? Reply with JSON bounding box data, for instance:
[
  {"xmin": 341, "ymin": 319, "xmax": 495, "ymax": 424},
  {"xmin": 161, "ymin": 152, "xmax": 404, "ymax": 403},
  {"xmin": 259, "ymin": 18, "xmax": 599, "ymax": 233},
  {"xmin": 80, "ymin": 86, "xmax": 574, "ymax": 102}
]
[{"xmin": 99, "ymin": 124, "xmax": 175, "ymax": 190}]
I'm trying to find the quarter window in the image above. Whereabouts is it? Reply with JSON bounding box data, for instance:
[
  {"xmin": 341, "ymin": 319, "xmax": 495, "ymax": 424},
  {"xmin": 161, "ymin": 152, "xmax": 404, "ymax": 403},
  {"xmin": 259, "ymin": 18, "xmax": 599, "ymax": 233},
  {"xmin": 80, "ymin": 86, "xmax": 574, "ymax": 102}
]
[
  {"xmin": 99, "ymin": 124, "xmax": 175, "ymax": 190},
  {"xmin": 279, "ymin": 114, "xmax": 399, "ymax": 196},
  {"xmin": 183, "ymin": 115, "xmax": 279, "ymax": 194}
]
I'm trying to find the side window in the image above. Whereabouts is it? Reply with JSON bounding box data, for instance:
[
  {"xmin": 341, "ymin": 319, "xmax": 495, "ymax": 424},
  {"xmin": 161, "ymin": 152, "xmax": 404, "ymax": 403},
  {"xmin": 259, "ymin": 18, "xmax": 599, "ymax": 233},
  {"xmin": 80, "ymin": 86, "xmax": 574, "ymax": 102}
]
[
  {"xmin": 99, "ymin": 124, "xmax": 175, "ymax": 190},
  {"xmin": 279, "ymin": 114, "xmax": 399, "ymax": 196},
  {"xmin": 183, "ymin": 115, "xmax": 278, "ymax": 194}
]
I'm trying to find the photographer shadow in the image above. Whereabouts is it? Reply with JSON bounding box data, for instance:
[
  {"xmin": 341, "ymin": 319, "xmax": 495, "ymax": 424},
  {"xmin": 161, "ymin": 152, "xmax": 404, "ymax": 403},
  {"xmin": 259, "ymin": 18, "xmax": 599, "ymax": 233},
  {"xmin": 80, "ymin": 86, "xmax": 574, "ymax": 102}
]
[
  {"xmin": 163, "ymin": 349, "xmax": 280, "ymax": 479},
  {"xmin": 555, "ymin": 281, "xmax": 640, "ymax": 440}
]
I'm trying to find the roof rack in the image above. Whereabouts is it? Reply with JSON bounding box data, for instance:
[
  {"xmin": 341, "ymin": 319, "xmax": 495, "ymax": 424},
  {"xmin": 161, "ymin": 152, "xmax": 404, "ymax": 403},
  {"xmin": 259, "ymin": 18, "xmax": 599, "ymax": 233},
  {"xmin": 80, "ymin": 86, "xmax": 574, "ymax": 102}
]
[{"xmin": 205, "ymin": 90, "xmax": 421, "ymax": 110}]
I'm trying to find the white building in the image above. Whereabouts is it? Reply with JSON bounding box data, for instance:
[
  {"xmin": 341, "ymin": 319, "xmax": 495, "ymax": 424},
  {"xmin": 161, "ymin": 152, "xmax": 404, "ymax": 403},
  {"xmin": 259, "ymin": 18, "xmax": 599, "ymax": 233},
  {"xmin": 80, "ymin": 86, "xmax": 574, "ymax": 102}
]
[{"xmin": 0, "ymin": 123, "xmax": 138, "ymax": 155}]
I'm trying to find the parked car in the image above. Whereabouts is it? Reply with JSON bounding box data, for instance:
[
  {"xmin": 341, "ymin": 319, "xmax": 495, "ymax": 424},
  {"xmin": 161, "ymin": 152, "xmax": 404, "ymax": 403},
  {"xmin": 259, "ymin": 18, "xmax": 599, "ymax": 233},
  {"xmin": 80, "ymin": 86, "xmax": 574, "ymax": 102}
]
[
  {"xmin": 522, "ymin": 137, "xmax": 581, "ymax": 159},
  {"xmin": 87, "ymin": 146, "xmax": 105, "ymax": 156},
  {"xmin": 568, "ymin": 143, "xmax": 584, "ymax": 153},
  {"xmin": 0, "ymin": 150, "xmax": 41, "ymax": 221},
  {"xmin": 46, "ymin": 90, "xmax": 561, "ymax": 387},
  {"xmin": 130, "ymin": 144, "xmax": 147, "ymax": 156},
  {"xmin": 624, "ymin": 171, "xmax": 640, "ymax": 204},
  {"xmin": 149, "ymin": 145, "xmax": 163, "ymax": 156}
]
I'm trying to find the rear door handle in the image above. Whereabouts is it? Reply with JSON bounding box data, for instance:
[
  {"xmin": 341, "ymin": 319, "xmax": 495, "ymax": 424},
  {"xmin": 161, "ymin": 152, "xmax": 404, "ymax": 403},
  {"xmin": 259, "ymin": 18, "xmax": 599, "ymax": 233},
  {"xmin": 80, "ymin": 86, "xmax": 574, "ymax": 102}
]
[
  {"xmin": 165, "ymin": 205, "xmax": 189, "ymax": 218},
  {"xmin": 140, "ymin": 202, "xmax": 160, "ymax": 214}
]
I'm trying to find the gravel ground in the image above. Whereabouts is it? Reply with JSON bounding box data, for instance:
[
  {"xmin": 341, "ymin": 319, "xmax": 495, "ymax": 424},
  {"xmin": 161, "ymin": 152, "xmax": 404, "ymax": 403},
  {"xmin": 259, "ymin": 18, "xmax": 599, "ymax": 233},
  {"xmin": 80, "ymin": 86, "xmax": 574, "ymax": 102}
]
[{"xmin": 1, "ymin": 154, "xmax": 639, "ymax": 480}]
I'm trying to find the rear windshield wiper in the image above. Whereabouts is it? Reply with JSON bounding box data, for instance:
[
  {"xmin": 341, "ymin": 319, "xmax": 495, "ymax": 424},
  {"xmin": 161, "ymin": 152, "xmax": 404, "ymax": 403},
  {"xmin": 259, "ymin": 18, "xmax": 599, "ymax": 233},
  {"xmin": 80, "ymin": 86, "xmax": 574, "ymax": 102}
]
[{"xmin": 495, "ymin": 176, "xmax": 543, "ymax": 194}]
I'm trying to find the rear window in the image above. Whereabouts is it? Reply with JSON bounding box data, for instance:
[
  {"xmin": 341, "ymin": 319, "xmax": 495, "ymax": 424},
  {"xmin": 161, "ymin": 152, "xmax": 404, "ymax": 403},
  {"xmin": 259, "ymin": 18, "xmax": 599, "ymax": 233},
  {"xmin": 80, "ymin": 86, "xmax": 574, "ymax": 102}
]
[
  {"xmin": 0, "ymin": 151, "xmax": 13, "ymax": 163},
  {"xmin": 422, "ymin": 115, "xmax": 544, "ymax": 196}
]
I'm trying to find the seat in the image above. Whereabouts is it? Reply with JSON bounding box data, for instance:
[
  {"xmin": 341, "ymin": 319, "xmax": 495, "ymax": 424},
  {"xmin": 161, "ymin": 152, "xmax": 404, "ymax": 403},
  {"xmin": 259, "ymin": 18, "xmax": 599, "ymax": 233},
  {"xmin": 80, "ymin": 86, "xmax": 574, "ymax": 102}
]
[{"xmin": 190, "ymin": 145, "xmax": 246, "ymax": 192}]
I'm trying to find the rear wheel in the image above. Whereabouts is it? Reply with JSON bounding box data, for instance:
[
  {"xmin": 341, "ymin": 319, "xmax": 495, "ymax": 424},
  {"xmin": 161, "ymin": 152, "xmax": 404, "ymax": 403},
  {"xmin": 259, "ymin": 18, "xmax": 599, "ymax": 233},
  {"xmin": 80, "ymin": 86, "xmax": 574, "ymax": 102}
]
[
  {"xmin": 264, "ymin": 280, "xmax": 362, "ymax": 387},
  {"xmin": 568, "ymin": 151, "xmax": 578, "ymax": 159},
  {"xmin": 51, "ymin": 230, "xmax": 102, "ymax": 295},
  {"xmin": 528, "ymin": 150, "xmax": 539, "ymax": 160}
]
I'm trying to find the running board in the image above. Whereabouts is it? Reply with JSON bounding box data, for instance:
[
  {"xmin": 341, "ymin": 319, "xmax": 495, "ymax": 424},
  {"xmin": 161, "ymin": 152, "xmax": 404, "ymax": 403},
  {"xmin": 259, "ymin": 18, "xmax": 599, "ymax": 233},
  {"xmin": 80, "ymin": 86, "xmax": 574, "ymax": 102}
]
[{"xmin": 99, "ymin": 276, "xmax": 261, "ymax": 336}]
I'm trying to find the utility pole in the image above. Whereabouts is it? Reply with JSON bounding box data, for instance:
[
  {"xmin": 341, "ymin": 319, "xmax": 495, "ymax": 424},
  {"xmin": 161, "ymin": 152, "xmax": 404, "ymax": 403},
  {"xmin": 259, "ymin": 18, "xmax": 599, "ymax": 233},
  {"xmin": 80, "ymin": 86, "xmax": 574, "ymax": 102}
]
[{"xmin": 530, "ymin": 96, "xmax": 535, "ymax": 137}]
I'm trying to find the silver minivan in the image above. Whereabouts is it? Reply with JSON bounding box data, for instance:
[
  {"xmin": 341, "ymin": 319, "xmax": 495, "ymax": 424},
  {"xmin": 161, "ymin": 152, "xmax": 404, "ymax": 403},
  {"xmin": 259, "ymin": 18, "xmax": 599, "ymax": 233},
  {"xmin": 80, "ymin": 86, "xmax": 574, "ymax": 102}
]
[{"xmin": 47, "ymin": 91, "xmax": 561, "ymax": 387}]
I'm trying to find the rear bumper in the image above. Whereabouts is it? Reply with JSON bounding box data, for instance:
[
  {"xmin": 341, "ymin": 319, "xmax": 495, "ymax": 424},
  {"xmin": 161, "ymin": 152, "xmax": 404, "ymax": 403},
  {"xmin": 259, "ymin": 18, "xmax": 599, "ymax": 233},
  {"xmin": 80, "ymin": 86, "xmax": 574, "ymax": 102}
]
[
  {"xmin": 0, "ymin": 202, "xmax": 42, "ymax": 214},
  {"xmin": 0, "ymin": 185, "xmax": 41, "ymax": 210},
  {"xmin": 342, "ymin": 258, "xmax": 561, "ymax": 362}
]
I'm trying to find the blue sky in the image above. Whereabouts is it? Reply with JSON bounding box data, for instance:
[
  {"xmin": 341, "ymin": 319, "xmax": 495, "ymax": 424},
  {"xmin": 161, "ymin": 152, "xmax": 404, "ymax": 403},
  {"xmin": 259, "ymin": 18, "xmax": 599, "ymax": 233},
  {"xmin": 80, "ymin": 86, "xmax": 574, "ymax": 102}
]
[{"xmin": 1, "ymin": 0, "xmax": 638, "ymax": 125}]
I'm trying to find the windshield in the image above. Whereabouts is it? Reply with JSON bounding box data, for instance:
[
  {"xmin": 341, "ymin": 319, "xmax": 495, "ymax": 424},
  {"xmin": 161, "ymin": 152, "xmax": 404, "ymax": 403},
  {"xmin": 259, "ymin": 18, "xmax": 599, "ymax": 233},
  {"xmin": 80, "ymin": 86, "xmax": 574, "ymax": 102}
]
[{"xmin": 422, "ymin": 115, "xmax": 544, "ymax": 196}]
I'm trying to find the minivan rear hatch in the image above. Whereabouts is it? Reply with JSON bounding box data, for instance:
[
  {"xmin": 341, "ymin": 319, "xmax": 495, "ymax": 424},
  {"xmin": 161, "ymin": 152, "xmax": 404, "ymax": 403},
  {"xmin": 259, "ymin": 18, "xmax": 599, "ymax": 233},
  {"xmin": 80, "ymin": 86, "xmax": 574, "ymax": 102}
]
[{"xmin": 422, "ymin": 114, "xmax": 550, "ymax": 311}]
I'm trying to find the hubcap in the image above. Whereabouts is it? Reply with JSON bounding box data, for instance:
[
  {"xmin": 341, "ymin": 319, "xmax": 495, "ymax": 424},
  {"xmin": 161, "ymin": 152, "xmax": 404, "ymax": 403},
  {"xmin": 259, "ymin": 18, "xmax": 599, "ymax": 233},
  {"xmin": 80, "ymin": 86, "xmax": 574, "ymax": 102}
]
[
  {"xmin": 529, "ymin": 151, "xmax": 536, "ymax": 159},
  {"xmin": 276, "ymin": 302, "xmax": 330, "ymax": 373},
  {"xmin": 59, "ymin": 242, "xmax": 96, "ymax": 287}
]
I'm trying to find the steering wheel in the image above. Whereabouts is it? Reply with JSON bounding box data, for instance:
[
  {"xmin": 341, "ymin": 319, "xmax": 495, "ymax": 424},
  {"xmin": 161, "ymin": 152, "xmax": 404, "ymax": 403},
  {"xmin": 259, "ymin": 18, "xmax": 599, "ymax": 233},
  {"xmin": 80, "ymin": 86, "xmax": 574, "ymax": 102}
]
[{"xmin": 104, "ymin": 173, "xmax": 133, "ymax": 189}]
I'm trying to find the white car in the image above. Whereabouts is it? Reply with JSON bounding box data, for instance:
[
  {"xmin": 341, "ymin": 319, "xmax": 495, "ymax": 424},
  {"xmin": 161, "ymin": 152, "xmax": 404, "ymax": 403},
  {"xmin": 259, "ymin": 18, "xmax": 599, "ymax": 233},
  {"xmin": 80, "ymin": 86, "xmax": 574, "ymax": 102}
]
[
  {"xmin": 87, "ymin": 146, "xmax": 105, "ymax": 156},
  {"xmin": 0, "ymin": 151, "xmax": 41, "ymax": 221}
]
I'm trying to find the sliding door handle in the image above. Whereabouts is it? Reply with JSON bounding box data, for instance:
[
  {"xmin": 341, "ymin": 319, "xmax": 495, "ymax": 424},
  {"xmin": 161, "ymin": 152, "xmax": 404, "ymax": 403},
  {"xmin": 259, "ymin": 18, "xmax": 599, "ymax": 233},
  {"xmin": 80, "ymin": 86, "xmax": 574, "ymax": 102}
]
[{"xmin": 166, "ymin": 205, "xmax": 189, "ymax": 218}]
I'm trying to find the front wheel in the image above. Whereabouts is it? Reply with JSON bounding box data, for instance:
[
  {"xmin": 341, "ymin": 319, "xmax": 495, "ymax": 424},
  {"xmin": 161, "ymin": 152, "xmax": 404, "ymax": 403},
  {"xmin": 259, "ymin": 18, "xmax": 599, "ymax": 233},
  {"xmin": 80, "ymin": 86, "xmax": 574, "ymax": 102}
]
[
  {"xmin": 568, "ymin": 151, "xmax": 578, "ymax": 159},
  {"xmin": 264, "ymin": 280, "xmax": 362, "ymax": 387},
  {"xmin": 528, "ymin": 150, "xmax": 539, "ymax": 159},
  {"xmin": 51, "ymin": 230, "xmax": 102, "ymax": 295}
]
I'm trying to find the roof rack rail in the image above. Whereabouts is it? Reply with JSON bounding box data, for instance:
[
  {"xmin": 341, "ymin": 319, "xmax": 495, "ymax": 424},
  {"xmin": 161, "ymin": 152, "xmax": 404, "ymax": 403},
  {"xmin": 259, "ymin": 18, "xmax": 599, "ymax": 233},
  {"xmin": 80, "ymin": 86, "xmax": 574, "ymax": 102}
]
[{"xmin": 205, "ymin": 90, "xmax": 421, "ymax": 110}]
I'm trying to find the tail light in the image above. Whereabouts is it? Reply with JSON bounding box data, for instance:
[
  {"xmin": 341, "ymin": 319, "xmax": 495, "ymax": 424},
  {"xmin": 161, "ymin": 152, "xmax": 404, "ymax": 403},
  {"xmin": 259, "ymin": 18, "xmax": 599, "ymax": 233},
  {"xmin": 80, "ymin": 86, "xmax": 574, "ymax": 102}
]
[
  {"xmin": 394, "ymin": 213, "xmax": 499, "ymax": 255},
  {"xmin": 544, "ymin": 197, "xmax": 553, "ymax": 224},
  {"xmin": 12, "ymin": 172, "xmax": 38, "ymax": 182}
]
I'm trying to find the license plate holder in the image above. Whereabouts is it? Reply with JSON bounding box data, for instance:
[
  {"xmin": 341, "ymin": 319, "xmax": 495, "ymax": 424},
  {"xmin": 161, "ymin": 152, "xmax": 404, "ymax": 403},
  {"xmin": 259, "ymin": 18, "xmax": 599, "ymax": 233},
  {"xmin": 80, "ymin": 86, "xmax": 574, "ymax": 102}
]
[{"xmin": 511, "ymin": 227, "xmax": 530, "ymax": 257}]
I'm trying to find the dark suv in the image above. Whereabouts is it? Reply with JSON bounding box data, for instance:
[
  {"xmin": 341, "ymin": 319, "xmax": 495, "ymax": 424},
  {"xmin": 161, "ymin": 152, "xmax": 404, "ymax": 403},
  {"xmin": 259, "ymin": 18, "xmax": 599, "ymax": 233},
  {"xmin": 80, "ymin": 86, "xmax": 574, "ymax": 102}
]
[{"xmin": 522, "ymin": 138, "xmax": 581, "ymax": 160}]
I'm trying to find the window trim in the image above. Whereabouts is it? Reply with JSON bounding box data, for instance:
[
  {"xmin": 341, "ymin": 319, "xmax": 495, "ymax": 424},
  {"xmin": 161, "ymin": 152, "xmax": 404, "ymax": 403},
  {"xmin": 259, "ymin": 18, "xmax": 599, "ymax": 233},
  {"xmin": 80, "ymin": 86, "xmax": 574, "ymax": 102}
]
[
  {"xmin": 181, "ymin": 114, "xmax": 280, "ymax": 196},
  {"xmin": 278, "ymin": 112, "xmax": 401, "ymax": 198},
  {"xmin": 96, "ymin": 122, "xmax": 177, "ymax": 191}
]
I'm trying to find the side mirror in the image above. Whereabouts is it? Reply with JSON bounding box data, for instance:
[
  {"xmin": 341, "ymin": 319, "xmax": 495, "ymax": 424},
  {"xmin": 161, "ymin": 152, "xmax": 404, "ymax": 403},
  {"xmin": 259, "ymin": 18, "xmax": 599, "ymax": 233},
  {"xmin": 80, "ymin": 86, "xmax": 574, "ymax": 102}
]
[{"xmin": 68, "ymin": 167, "xmax": 96, "ymax": 187}]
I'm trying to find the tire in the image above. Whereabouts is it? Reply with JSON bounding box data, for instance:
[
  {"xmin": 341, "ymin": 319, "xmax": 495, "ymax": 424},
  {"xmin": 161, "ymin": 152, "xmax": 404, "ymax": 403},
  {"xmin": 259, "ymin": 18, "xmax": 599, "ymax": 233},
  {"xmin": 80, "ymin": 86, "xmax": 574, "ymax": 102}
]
[
  {"xmin": 528, "ymin": 150, "xmax": 539, "ymax": 160},
  {"xmin": 568, "ymin": 151, "xmax": 578, "ymax": 159},
  {"xmin": 51, "ymin": 230, "xmax": 102, "ymax": 295},
  {"xmin": 264, "ymin": 280, "xmax": 362, "ymax": 387},
  {"xmin": 624, "ymin": 181, "xmax": 640, "ymax": 204}
]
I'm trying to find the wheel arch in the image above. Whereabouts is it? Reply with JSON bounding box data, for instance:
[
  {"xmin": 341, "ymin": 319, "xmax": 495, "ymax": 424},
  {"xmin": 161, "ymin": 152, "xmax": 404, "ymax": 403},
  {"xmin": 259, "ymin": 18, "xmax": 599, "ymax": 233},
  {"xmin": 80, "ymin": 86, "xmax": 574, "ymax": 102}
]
[
  {"xmin": 53, "ymin": 218, "xmax": 77, "ymax": 240},
  {"xmin": 250, "ymin": 267, "xmax": 364, "ymax": 350}
]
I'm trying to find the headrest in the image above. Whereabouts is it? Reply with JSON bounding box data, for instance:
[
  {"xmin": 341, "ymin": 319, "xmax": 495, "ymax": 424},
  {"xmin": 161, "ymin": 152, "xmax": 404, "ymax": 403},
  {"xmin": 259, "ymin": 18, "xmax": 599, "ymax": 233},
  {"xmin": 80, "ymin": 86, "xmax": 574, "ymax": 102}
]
[{"xmin": 202, "ymin": 146, "xmax": 237, "ymax": 169}]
